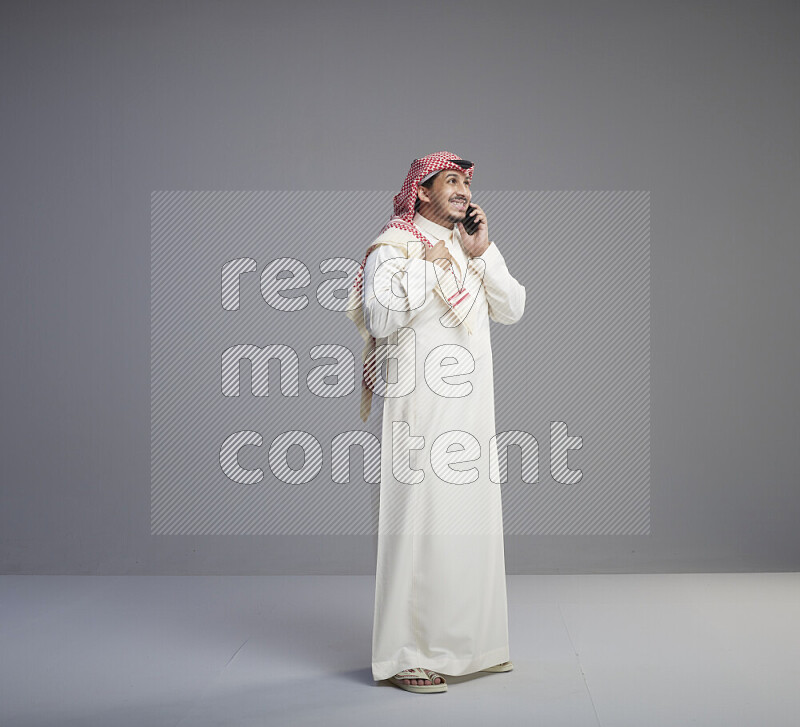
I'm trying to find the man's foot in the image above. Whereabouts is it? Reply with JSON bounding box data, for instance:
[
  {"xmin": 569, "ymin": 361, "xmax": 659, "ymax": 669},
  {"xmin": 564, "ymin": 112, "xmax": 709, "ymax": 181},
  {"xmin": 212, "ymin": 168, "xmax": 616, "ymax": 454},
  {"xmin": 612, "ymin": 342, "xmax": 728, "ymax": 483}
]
[
  {"xmin": 397, "ymin": 668, "xmax": 444, "ymax": 686},
  {"xmin": 389, "ymin": 667, "xmax": 447, "ymax": 693}
]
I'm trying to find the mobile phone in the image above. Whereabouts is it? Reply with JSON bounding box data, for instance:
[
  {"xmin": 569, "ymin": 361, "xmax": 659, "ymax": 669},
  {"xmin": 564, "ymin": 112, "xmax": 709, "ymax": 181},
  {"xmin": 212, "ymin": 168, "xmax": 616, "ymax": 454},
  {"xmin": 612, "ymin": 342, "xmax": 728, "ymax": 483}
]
[{"xmin": 462, "ymin": 204, "xmax": 480, "ymax": 235}]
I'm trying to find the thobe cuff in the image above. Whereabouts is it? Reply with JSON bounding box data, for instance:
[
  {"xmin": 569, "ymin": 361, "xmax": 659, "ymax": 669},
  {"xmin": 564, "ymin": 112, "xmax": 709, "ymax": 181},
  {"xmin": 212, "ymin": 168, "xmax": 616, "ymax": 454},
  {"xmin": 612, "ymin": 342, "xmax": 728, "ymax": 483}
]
[{"xmin": 473, "ymin": 240, "xmax": 503, "ymax": 271}]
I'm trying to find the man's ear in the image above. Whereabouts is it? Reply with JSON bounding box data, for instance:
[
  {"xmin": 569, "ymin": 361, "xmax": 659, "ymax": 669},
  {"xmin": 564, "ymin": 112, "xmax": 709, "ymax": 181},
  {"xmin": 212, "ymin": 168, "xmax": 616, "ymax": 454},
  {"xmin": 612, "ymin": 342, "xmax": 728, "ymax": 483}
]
[{"xmin": 417, "ymin": 185, "xmax": 431, "ymax": 205}]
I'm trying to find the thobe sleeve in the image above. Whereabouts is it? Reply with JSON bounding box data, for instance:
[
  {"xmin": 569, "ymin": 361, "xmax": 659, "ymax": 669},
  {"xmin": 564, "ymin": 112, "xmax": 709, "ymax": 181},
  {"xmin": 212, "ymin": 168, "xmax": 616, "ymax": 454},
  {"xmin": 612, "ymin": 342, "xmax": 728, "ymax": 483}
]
[
  {"xmin": 362, "ymin": 244, "xmax": 441, "ymax": 339},
  {"xmin": 474, "ymin": 241, "xmax": 526, "ymax": 324}
]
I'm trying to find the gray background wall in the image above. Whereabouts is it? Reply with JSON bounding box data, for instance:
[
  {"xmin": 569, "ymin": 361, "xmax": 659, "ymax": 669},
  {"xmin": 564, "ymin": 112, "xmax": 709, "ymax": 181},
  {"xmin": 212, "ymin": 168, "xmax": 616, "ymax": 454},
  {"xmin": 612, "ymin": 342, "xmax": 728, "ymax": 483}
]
[{"xmin": 1, "ymin": 0, "xmax": 798, "ymax": 574}]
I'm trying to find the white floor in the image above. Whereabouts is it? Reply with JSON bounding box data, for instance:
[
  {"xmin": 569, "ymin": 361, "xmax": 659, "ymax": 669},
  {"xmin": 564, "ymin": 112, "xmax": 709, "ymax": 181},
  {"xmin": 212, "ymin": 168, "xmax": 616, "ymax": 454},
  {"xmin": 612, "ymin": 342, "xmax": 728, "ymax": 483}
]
[{"xmin": 1, "ymin": 573, "xmax": 798, "ymax": 726}]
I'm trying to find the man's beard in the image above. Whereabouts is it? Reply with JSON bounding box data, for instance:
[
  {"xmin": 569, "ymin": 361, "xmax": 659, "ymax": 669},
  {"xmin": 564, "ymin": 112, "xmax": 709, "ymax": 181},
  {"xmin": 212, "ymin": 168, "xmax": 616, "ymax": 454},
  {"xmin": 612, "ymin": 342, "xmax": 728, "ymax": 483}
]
[{"xmin": 444, "ymin": 201, "xmax": 468, "ymax": 223}]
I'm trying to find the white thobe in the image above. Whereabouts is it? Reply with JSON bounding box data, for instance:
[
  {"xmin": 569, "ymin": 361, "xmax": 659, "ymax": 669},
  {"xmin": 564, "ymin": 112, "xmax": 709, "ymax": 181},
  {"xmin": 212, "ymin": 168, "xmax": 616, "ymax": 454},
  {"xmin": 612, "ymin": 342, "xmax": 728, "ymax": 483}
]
[{"xmin": 362, "ymin": 211, "xmax": 526, "ymax": 681}]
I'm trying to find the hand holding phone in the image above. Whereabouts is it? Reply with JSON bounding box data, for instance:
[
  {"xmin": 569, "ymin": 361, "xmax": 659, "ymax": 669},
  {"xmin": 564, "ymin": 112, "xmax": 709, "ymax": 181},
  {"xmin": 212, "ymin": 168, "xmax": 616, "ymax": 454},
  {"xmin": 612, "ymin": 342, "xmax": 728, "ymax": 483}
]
[{"xmin": 458, "ymin": 202, "xmax": 491, "ymax": 257}]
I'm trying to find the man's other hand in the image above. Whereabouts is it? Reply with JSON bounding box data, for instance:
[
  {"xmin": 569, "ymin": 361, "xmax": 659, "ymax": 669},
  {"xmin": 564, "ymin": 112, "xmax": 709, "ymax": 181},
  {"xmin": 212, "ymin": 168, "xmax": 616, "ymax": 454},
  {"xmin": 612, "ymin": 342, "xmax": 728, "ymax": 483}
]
[{"xmin": 424, "ymin": 240, "xmax": 454, "ymax": 269}]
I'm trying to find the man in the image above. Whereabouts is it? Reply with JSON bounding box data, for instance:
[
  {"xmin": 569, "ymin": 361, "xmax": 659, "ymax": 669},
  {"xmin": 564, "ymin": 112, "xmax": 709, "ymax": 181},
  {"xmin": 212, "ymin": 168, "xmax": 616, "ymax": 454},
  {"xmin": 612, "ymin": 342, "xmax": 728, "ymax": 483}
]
[{"xmin": 346, "ymin": 151, "xmax": 526, "ymax": 693}]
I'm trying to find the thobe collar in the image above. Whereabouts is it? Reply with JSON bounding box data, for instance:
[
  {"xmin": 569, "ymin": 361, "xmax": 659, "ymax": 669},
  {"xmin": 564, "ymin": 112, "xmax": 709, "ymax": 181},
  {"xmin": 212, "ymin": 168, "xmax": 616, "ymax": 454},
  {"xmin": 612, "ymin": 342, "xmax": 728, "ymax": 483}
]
[
  {"xmin": 412, "ymin": 211, "xmax": 468, "ymax": 279},
  {"xmin": 413, "ymin": 211, "xmax": 456, "ymax": 242}
]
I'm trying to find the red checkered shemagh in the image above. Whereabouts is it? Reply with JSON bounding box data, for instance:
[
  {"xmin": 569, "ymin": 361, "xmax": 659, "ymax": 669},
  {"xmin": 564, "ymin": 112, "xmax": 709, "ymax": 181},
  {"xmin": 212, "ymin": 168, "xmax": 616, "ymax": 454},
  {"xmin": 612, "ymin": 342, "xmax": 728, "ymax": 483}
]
[{"xmin": 346, "ymin": 151, "xmax": 481, "ymax": 422}]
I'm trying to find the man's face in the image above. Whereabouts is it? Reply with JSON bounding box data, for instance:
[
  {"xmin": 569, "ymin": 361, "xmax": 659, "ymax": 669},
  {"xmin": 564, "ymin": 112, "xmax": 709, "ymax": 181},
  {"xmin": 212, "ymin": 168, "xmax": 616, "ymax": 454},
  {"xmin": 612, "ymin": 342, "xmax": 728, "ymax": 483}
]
[{"xmin": 417, "ymin": 169, "xmax": 472, "ymax": 227}]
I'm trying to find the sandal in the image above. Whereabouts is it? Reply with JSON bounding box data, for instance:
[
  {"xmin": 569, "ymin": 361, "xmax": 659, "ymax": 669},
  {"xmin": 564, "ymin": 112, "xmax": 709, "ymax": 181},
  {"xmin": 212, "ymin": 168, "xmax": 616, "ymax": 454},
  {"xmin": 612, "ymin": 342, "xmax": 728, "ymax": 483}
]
[
  {"xmin": 480, "ymin": 660, "xmax": 514, "ymax": 673},
  {"xmin": 389, "ymin": 667, "xmax": 448, "ymax": 693}
]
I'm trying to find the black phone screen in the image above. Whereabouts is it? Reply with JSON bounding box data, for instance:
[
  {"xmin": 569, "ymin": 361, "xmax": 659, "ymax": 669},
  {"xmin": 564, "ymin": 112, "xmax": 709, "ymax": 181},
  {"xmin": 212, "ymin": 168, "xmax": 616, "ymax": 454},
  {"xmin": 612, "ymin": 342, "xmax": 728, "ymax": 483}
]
[{"xmin": 462, "ymin": 204, "xmax": 480, "ymax": 235}]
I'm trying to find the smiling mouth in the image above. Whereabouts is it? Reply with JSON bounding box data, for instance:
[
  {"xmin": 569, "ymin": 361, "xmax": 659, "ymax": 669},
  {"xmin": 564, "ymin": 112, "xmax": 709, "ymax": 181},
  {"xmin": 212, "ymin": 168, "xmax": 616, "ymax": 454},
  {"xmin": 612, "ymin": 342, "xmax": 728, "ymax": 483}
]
[{"xmin": 451, "ymin": 199, "xmax": 467, "ymax": 209}]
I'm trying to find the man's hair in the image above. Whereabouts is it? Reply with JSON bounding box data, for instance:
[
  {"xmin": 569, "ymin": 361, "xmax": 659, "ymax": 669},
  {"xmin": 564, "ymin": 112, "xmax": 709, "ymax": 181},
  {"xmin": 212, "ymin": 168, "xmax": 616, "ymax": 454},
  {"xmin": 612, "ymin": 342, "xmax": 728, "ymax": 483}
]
[{"xmin": 414, "ymin": 172, "xmax": 439, "ymax": 211}]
